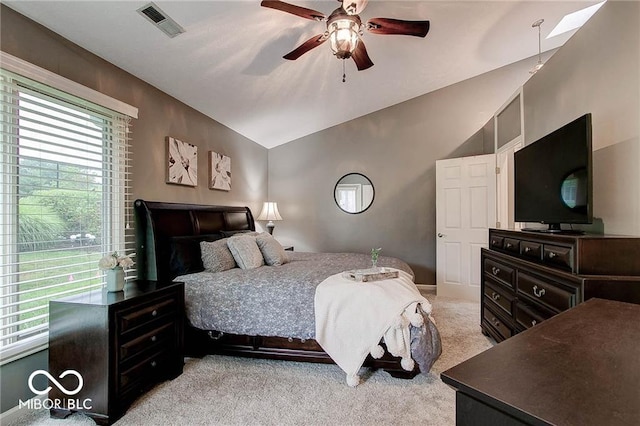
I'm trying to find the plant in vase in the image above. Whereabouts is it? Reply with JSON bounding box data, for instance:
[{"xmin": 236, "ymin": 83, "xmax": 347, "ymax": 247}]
[
  {"xmin": 99, "ymin": 252, "xmax": 134, "ymax": 292},
  {"xmin": 371, "ymin": 247, "xmax": 382, "ymax": 269}
]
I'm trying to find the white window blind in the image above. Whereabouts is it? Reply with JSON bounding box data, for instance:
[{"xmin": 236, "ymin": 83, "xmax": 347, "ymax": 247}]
[{"xmin": 0, "ymin": 67, "xmax": 135, "ymax": 361}]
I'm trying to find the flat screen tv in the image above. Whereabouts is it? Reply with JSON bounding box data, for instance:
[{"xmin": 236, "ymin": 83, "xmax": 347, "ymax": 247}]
[{"xmin": 514, "ymin": 113, "xmax": 592, "ymax": 233}]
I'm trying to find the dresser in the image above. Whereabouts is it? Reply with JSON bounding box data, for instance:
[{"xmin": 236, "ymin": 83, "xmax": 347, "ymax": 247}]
[
  {"xmin": 481, "ymin": 229, "xmax": 640, "ymax": 342},
  {"xmin": 48, "ymin": 281, "xmax": 184, "ymax": 425},
  {"xmin": 443, "ymin": 298, "xmax": 640, "ymax": 425}
]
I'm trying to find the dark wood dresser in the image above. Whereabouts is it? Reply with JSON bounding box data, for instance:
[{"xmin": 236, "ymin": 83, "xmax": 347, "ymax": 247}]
[
  {"xmin": 48, "ymin": 280, "xmax": 184, "ymax": 425},
  {"xmin": 482, "ymin": 229, "xmax": 640, "ymax": 342},
  {"xmin": 442, "ymin": 298, "xmax": 640, "ymax": 426}
]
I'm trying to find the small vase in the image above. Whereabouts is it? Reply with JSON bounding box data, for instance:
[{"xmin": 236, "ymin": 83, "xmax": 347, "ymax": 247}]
[
  {"xmin": 106, "ymin": 267, "xmax": 125, "ymax": 292},
  {"xmin": 371, "ymin": 259, "xmax": 378, "ymax": 269}
]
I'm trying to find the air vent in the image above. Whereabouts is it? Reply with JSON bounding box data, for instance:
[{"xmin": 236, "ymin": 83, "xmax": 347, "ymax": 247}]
[{"xmin": 137, "ymin": 2, "xmax": 185, "ymax": 38}]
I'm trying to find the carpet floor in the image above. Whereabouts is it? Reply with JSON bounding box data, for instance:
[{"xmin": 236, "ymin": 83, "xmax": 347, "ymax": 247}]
[{"xmin": 9, "ymin": 296, "xmax": 494, "ymax": 426}]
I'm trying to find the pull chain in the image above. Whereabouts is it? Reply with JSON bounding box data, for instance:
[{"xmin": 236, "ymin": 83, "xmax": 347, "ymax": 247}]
[{"xmin": 342, "ymin": 59, "xmax": 346, "ymax": 83}]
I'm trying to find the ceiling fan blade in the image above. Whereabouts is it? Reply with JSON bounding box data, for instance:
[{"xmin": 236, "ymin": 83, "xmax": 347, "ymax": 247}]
[
  {"xmin": 261, "ymin": 0, "xmax": 326, "ymax": 21},
  {"xmin": 367, "ymin": 18, "xmax": 430, "ymax": 37},
  {"xmin": 283, "ymin": 34, "xmax": 328, "ymax": 60},
  {"xmin": 342, "ymin": 0, "xmax": 369, "ymax": 15},
  {"xmin": 351, "ymin": 41, "xmax": 374, "ymax": 71}
]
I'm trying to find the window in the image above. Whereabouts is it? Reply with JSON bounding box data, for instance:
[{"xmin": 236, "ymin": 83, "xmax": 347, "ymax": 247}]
[{"xmin": 0, "ymin": 65, "xmax": 135, "ymax": 361}]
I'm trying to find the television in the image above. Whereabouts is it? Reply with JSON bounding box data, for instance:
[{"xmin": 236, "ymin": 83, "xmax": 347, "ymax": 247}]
[{"xmin": 514, "ymin": 113, "xmax": 592, "ymax": 233}]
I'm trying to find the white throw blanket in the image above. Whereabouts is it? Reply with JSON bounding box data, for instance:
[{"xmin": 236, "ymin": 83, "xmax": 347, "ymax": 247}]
[{"xmin": 314, "ymin": 268, "xmax": 431, "ymax": 386}]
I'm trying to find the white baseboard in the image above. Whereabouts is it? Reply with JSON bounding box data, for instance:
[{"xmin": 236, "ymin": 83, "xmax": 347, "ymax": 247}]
[
  {"xmin": 0, "ymin": 394, "xmax": 47, "ymax": 424},
  {"xmin": 416, "ymin": 284, "xmax": 436, "ymax": 292}
]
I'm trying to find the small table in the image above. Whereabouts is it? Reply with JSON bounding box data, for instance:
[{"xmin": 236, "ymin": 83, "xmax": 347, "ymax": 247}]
[{"xmin": 441, "ymin": 298, "xmax": 640, "ymax": 426}]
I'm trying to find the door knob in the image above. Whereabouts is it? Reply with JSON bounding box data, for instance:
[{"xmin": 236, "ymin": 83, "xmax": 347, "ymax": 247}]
[{"xmin": 437, "ymin": 233, "xmax": 445, "ymax": 238}]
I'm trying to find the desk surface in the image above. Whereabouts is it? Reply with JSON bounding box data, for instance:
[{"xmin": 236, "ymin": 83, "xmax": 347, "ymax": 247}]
[{"xmin": 441, "ymin": 298, "xmax": 640, "ymax": 425}]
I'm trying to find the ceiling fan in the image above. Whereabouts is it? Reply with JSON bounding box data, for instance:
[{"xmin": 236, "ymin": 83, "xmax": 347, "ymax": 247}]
[{"xmin": 261, "ymin": 0, "xmax": 430, "ymax": 72}]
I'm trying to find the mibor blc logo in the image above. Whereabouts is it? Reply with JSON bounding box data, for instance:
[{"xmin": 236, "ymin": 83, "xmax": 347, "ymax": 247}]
[{"xmin": 19, "ymin": 369, "xmax": 92, "ymax": 410}]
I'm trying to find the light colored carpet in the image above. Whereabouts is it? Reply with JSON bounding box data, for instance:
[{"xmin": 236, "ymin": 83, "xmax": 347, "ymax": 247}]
[{"xmin": 8, "ymin": 296, "xmax": 493, "ymax": 426}]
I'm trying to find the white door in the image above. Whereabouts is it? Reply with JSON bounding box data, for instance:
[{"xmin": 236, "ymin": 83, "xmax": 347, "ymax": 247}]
[
  {"xmin": 496, "ymin": 140, "xmax": 523, "ymax": 230},
  {"xmin": 436, "ymin": 155, "xmax": 496, "ymax": 301}
]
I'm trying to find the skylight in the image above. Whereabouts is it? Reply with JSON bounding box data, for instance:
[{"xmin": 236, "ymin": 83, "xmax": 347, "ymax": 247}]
[{"xmin": 547, "ymin": 1, "xmax": 606, "ymax": 39}]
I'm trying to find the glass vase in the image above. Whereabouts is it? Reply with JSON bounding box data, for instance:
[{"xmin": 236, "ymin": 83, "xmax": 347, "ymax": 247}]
[{"xmin": 106, "ymin": 266, "xmax": 125, "ymax": 292}]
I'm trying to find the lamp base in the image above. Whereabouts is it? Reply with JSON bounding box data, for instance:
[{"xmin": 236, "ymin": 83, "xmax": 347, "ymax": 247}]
[{"xmin": 266, "ymin": 221, "xmax": 275, "ymax": 235}]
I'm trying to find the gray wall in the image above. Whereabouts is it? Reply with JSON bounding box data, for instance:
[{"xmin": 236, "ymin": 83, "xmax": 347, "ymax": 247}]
[
  {"xmin": 523, "ymin": 0, "xmax": 639, "ymax": 236},
  {"xmin": 268, "ymin": 58, "xmax": 536, "ymax": 284},
  {"xmin": 0, "ymin": 5, "xmax": 267, "ymax": 413}
]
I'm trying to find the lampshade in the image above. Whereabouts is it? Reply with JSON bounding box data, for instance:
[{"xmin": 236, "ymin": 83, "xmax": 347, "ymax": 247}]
[
  {"xmin": 328, "ymin": 17, "xmax": 360, "ymax": 59},
  {"xmin": 257, "ymin": 202, "xmax": 282, "ymax": 235},
  {"xmin": 257, "ymin": 202, "xmax": 282, "ymax": 221}
]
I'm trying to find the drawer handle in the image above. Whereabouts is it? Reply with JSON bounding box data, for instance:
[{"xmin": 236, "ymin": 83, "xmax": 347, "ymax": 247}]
[
  {"xmin": 491, "ymin": 292, "xmax": 500, "ymax": 301},
  {"xmin": 524, "ymin": 247, "xmax": 531, "ymax": 253},
  {"xmin": 491, "ymin": 266, "xmax": 501, "ymax": 276},
  {"xmin": 150, "ymin": 360, "xmax": 157, "ymax": 368},
  {"xmin": 533, "ymin": 285, "xmax": 546, "ymax": 298},
  {"xmin": 506, "ymin": 243, "xmax": 512, "ymax": 248},
  {"xmin": 548, "ymin": 252, "xmax": 557, "ymax": 259},
  {"xmin": 491, "ymin": 239, "xmax": 497, "ymax": 245},
  {"xmin": 491, "ymin": 317, "xmax": 500, "ymax": 328},
  {"xmin": 151, "ymin": 335, "xmax": 157, "ymax": 343},
  {"xmin": 151, "ymin": 310, "xmax": 158, "ymax": 317},
  {"xmin": 531, "ymin": 319, "xmax": 537, "ymax": 326}
]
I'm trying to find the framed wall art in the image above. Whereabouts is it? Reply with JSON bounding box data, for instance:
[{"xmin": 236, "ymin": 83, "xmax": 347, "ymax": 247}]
[
  {"xmin": 166, "ymin": 136, "xmax": 198, "ymax": 187},
  {"xmin": 209, "ymin": 151, "xmax": 231, "ymax": 191}
]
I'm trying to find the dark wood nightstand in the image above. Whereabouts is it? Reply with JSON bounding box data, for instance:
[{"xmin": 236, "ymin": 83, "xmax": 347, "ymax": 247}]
[{"xmin": 48, "ymin": 281, "xmax": 184, "ymax": 425}]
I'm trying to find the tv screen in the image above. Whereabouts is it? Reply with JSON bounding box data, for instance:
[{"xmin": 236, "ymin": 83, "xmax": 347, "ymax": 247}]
[{"xmin": 514, "ymin": 113, "xmax": 592, "ymax": 232}]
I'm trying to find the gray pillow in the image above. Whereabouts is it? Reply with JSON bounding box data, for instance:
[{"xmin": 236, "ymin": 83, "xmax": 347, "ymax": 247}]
[
  {"xmin": 226, "ymin": 235, "xmax": 264, "ymax": 270},
  {"xmin": 200, "ymin": 239, "xmax": 237, "ymax": 272},
  {"xmin": 256, "ymin": 233, "xmax": 289, "ymax": 266}
]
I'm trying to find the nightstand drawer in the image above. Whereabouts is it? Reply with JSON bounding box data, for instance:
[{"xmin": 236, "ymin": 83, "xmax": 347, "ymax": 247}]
[
  {"xmin": 518, "ymin": 272, "xmax": 575, "ymax": 313},
  {"xmin": 119, "ymin": 348, "xmax": 173, "ymax": 391},
  {"xmin": 117, "ymin": 295, "xmax": 178, "ymax": 334},
  {"xmin": 119, "ymin": 322, "xmax": 175, "ymax": 363}
]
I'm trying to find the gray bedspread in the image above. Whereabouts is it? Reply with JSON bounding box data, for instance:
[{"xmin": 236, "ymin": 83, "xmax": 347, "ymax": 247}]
[{"xmin": 179, "ymin": 251, "xmax": 414, "ymax": 340}]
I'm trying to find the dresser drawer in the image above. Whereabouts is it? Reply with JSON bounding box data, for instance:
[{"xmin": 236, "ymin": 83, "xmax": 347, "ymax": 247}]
[
  {"xmin": 119, "ymin": 322, "xmax": 175, "ymax": 363},
  {"xmin": 484, "ymin": 281, "xmax": 514, "ymax": 317},
  {"xmin": 517, "ymin": 272, "xmax": 576, "ymax": 313},
  {"xmin": 515, "ymin": 302, "xmax": 550, "ymax": 330},
  {"xmin": 117, "ymin": 295, "xmax": 178, "ymax": 334},
  {"xmin": 520, "ymin": 241, "xmax": 542, "ymax": 261},
  {"xmin": 489, "ymin": 236, "xmax": 504, "ymax": 250},
  {"xmin": 483, "ymin": 305, "xmax": 513, "ymax": 341},
  {"xmin": 503, "ymin": 238, "xmax": 520, "ymax": 254},
  {"xmin": 543, "ymin": 244, "xmax": 573, "ymax": 270},
  {"xmin": 484, "ymin": 258, "xmax": 515, "ymax": 288}
]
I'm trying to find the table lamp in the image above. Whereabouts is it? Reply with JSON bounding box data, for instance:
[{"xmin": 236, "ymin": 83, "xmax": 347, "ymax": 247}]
[{"xmin": 257, "ymin": 202, "xmax": 282, "ymax": 234}]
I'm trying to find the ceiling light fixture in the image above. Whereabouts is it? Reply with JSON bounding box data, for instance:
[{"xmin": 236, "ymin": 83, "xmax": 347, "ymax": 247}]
[{"xmin": 530, "ymin": 19, "xmax": 544, "ymax": 75}]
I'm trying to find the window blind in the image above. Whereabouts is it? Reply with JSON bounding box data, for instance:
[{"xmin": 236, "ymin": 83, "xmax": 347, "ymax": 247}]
[{"xmin": 0, "ymin": 68, "xmax": 135, "ymax": 361}]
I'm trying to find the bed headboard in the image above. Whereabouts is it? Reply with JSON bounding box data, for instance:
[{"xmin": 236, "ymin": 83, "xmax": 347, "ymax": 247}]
[{"xmin": 134, "ymin": 199, "xmax": 255, "ymax": 281}]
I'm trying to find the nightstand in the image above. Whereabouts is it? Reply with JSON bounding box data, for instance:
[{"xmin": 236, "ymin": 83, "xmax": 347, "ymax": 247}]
[{"xmin": 48, "ymin": 281, "xmax": 184, "ymax": 425}]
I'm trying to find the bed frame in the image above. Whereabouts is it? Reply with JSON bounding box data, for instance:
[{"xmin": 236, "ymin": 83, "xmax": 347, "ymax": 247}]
[{"xmin": 134, "ymin": 199, "xmax": 418, "ymax": 378}]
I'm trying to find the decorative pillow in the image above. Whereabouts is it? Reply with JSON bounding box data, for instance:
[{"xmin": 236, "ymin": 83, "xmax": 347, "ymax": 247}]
[
  {"xmin": 200, "ymin": 239, "xmax": 237, "ymax": 272},
  {"xmin": 256, "ymin": 233, "xmax": 289, "ymax": 266},
  {"xmin": 226, "ymin": 235, "xmax": 264, "ymax": 270}
]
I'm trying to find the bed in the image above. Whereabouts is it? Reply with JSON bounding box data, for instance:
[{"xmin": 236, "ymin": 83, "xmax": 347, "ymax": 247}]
[{"xmin": 134, "ymin": 199, "xmax": 440, "ymax": 380}]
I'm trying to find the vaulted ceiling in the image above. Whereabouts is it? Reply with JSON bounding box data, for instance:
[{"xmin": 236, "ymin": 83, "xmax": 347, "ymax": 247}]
[{"xmin": 4, "ymin": 1, "xmax": 603, "ymax": 148}]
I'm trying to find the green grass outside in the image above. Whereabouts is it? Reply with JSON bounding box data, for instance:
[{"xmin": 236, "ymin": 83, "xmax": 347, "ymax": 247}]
[{"xmin": 17, "ymin": 249, "xmax": 104, "ymax": 330}]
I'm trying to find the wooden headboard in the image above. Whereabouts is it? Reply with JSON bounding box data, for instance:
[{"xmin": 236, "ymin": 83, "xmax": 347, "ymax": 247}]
[{"xmin": 134, "ymin": 199, "xmax": 255, "ymax": 281}]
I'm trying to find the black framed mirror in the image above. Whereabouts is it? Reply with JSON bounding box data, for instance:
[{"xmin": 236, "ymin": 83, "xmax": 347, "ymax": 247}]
[{"xmin": 334, "ymin": 173, "xmax": 375, "ymax": 214}]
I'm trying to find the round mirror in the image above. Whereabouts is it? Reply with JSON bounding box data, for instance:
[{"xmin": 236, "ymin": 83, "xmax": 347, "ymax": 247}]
[
  {"xmin": 334, "ymin": 173, "xmax": 375, "ymax": 214},
  {"xmin": 560, "ymin": 168, "xmax": 588, "ymax": 212}
]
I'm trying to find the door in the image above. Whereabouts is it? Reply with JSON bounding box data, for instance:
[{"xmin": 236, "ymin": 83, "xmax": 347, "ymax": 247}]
[{"xmin": 436, "ymin": 154, "xmax": 496, "ymax": 301}]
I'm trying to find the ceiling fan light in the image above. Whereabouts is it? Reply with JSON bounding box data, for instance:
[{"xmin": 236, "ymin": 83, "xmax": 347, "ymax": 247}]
[{"xmin": 328, "ymin": 18, "xmax": 360, "ymax": 59}]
